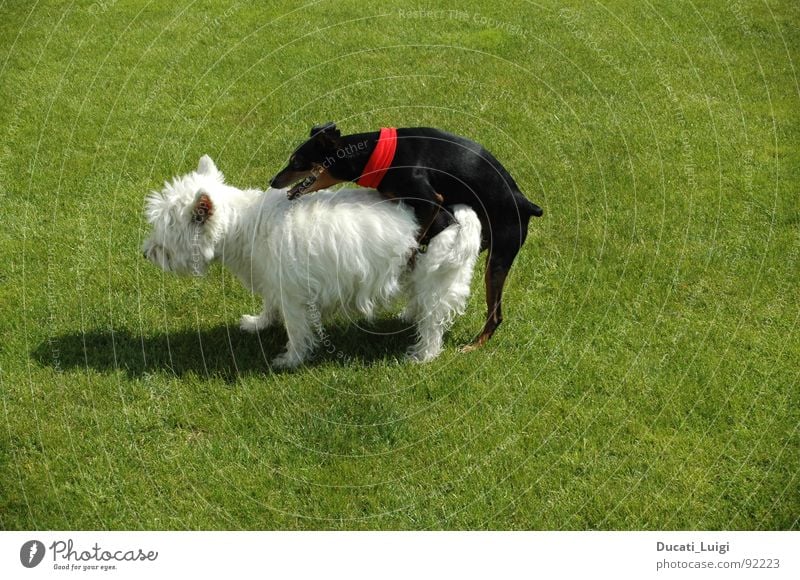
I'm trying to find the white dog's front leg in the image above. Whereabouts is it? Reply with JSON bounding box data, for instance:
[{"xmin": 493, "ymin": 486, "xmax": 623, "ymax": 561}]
[
  {"xmin": 240, "ymin": 301, "xmax": 275, "ymax": 333},
  {"xmin": 271, "ymin": 303, "xmax": 317, "ymax": 369},
  {"xmin": 406, "ymin": 318, "xmax": 444, "ymax": 363}
]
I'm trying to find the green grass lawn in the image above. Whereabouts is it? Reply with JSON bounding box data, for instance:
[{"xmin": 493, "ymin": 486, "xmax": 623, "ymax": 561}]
[{"xmin": 1, "ymin": 0, "xmax": 797, "ymax": 530}]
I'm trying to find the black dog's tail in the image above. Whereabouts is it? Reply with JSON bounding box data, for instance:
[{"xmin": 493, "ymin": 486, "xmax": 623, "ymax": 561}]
[
  {"xmin": 528, "ymin": 200, "xmax": 544, "ymax": 217},
  {"xmin": 516, "ymin": 192, "xmax": 543, "ymax": 218}
]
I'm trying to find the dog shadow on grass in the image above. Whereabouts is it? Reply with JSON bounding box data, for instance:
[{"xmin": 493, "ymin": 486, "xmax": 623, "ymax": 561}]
[{"xmin": 33, "ymin": 319, "xmax": 418, "ymax": 383}]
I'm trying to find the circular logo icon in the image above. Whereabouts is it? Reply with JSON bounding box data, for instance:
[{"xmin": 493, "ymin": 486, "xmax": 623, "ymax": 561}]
[{"xmin": 20, "ymin": 540, "xmax": 45, "ymax": 568}]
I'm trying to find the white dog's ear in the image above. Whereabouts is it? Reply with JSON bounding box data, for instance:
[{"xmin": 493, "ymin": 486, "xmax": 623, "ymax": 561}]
[
  {"xmin": 191, "ymin": 191, "xmax": 214, "ymax": 225},
  {"xmin": 197, "ymin": 155, "xmax": 216, "ymax": 174},
  {"xmin": 197, "ymin": 155, "xmax": 223, "ymax": 180}
]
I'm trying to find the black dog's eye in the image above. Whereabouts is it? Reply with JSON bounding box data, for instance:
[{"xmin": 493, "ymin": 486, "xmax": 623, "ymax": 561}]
[{"xmin": 290, "ymin": 156, "xmax": 304, "ymax": 170}]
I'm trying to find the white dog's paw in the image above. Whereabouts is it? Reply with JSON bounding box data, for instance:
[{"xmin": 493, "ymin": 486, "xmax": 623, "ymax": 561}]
[
  {"xmin": 271, "ymin": 352, "xmax": 303, "ymax": 370},
  {"xmin": 405, "ymin": 346, "xmax": 440, "ymax": 364},
  {"xmin": 240, "ymin": 314, "xmax": 267, "ymax": 333}
]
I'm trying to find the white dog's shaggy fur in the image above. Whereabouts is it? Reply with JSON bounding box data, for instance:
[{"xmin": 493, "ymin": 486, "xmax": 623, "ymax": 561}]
[{"xmin": 143, "ymin": 155, "xmax": 481, "ymax": 368}]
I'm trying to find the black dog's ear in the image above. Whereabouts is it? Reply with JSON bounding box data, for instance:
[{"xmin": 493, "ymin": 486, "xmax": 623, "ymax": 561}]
[
  {"xmin": 309, "ymin": 122, "xmax": 340, "ymax": 139},
  {"xmin": 309, "ymin": 122, "xmax": 342, "ymax": 150}
]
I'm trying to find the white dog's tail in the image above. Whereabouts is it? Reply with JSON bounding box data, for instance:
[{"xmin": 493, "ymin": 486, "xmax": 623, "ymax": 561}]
[
  {"xmin": 416, "ymin": 205, "xmax": 482, "ymax": 274},
  {"xmin": 448, "ymin": 205, "xmax": 483, "ymax": 266},
  {"xmin": 405, "ymin": 205, "xmax": 482, "ymax": 362}
]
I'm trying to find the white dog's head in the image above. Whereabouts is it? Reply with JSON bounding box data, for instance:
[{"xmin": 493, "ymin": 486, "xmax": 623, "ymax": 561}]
[{"xmin": 143, "ymin": 155, "xmax": 227, "ymax": 276}]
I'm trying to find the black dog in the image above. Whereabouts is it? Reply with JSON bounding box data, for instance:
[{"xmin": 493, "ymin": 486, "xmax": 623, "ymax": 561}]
[{"xmin": 270, "ymin": 123, "xmax": 543, "ymax": 350}]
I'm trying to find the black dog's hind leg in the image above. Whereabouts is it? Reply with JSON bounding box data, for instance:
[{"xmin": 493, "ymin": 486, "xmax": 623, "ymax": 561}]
[
  {"xmin": 461, "ymin": 255, "xmax": 509, "ymax": 351},
  {"xmin": 462, "ymin": 221, "xmax": 529, "ymax": 351}
]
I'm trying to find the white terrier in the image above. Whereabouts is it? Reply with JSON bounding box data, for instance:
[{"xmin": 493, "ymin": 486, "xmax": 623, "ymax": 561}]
[{"xmin": 143, "ymin": 155, "xmax": 481, "ymax": 368}]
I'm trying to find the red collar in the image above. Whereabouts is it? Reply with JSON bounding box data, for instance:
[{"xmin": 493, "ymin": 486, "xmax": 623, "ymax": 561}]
[{"xmin": 357, "ymin": 127, "xmax": 397, "ymax": 189}]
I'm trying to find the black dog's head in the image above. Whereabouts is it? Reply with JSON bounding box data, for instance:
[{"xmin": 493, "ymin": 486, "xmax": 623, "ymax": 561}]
[{"xmin": 270, "ymin": 122, "xmax": 345, "ymax": 198}]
